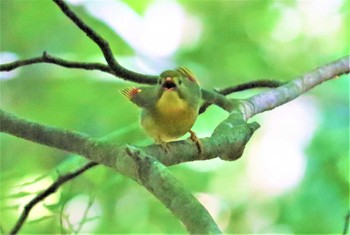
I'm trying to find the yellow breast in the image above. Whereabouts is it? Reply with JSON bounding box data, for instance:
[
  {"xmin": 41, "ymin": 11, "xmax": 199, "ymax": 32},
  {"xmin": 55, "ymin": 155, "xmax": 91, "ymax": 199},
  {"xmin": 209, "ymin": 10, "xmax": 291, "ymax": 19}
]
[{"xmin": 141, "ymin": 90, "xmax": 198, "ymax": 142}]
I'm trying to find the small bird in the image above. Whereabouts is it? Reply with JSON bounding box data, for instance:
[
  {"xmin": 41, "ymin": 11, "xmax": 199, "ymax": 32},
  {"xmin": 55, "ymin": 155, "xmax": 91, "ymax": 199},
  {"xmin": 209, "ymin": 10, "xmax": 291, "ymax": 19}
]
[{"xmin": 122, "ymin": 67, "xmax": 202, "ymax": 152}]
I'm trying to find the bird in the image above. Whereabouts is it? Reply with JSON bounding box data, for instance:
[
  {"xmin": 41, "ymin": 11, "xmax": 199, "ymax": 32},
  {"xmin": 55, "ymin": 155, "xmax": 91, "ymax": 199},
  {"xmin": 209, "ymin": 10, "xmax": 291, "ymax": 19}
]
[{"xmin": 121, "ymin": 67, "xmax": 202, "ymax": 152}]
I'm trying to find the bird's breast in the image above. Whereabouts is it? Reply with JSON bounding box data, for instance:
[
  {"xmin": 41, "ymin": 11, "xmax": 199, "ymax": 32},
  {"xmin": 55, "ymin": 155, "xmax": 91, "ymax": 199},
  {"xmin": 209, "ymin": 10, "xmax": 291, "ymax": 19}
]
[{"xmin": 141, "ymin": 90, "xmax": 198, "ymax": 141}]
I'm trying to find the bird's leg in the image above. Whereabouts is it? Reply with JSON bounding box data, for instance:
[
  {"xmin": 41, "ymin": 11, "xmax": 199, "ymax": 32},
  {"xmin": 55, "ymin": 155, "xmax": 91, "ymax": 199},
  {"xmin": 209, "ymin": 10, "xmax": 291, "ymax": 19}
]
[{"xmin": 188, "ymin": 130, "xmax": 203, "ymax": 154}]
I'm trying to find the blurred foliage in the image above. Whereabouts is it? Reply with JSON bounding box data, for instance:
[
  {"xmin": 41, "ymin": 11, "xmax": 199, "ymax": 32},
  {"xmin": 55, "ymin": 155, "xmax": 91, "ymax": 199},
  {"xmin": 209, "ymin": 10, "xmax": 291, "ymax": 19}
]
[{"xmin": 0, "ymin": 0, "xmax": 349, "ymax": 234}]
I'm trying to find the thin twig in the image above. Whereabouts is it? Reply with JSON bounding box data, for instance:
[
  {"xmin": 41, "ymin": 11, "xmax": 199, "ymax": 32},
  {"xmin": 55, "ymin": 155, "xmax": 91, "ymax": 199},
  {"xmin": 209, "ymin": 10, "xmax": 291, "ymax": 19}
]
[
  {"xmin": 9, "ymin": 162, "xmax": 98, "ymax": 235},
  {"xmin": 218, "ymin": 79, "xmax": 284, "ymax": 95},
  {"xmin": 75, "ymin": 197, "xmax": 95, "ymax": 233},
  {"xmin": 199, "ymin": 80, "xmax": 283, "ymax": 114},
  {"xmin": 52, "ymin": 0, "xmax": 157, "ymax": 84},
  {"xmin": 0, "ymin": 52, "xmax": 112, "ymax": 74}
]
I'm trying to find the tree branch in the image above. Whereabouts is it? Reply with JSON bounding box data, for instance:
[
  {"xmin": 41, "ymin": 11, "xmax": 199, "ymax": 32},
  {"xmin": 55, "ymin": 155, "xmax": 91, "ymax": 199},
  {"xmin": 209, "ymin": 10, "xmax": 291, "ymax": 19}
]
[
  {"xmin": 199, "ymin": 80, "xmax": 283, "ymax": 114},
  {"xmin": 1, "ymin": 56, "xmax": 348, "ymax": 233},
  {"xmin": 0, "ymin": 107, "xmax": 257, "ymax": 234},
  {"xmin": 0, "ymin": 51, "xmax": 279, "ymax": 115},
  {"xmin": 9, "ymin": 161, "xmax": 98, "ymax": 235},
  {"xmin": 219, "ymin": 79, "xmax": 284, "ymax": 95},
  {"xmin": 1, "ymin": 58, "xmax": 348, "ymax": 165},
  {"xmin": 126, "ymin": 146, "xmax": 221, "ymax": 234},
  {"xmin": 240, "ymin": 56, "xmax": 350, "ymax": 119},
  {"xmin": 52, "ymin": 0, "xmax": 157, "ymax": 84},
  {"xmin": 0, "ymin": 51, "xmax": 112, "ymax": 74}
]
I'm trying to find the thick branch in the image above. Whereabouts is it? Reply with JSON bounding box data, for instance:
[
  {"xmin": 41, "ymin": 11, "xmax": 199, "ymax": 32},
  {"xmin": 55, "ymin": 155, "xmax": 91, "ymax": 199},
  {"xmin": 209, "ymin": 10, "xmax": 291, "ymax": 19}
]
[
  {"xmin": 126, "ymin": 147, "xmax": 221, "ymax": 234},
  {"xmin": 1, "ymin": 109, "xmax": 239, "ymax": 234},
  {"xmin": 9, "ymin": 162, "xmax": 98, "ymax": 235},
  {"xmin": 240, "ymin": 56, "xmax": 350, "ymax": 119}
]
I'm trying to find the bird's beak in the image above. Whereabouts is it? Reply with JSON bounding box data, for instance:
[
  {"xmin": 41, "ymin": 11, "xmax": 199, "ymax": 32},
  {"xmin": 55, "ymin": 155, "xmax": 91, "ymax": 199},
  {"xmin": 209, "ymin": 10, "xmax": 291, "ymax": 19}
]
[{"xmin": 162, "ymin": 77, "xmax": 177, "ymax": 90}]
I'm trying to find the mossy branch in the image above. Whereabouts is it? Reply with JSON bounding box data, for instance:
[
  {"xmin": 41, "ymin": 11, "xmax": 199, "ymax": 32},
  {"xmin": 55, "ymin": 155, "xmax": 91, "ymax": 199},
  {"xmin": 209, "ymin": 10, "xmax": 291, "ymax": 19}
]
[
  {"xmin": 126, "ymin": 147, "xmax": 221, "ymax": 234},
  {"xmin": 0, "ymin": 109, "xmax": 228, "ymax": 234}
]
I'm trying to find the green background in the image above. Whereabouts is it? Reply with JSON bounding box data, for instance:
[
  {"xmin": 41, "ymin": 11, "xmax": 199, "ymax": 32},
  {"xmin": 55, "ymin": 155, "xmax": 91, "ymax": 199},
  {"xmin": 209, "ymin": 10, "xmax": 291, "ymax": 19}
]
[{"xmin": 0, "ymin": 0, "xmax": 349, "ymax": 233}]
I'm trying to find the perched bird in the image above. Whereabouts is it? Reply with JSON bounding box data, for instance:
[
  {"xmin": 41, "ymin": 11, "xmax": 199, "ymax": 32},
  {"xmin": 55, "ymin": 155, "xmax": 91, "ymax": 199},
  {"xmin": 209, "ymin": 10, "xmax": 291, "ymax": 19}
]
[{"xmin": 122, "ymin": 67, "xmax": 202, "ymax": 152}]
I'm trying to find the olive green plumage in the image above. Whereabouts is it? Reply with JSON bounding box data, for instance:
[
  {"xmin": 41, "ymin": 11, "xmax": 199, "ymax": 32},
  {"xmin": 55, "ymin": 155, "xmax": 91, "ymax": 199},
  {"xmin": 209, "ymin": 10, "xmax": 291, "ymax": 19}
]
[{"xmin": 122, "ymin": 67, "xmax": 201, "ymax": 144}]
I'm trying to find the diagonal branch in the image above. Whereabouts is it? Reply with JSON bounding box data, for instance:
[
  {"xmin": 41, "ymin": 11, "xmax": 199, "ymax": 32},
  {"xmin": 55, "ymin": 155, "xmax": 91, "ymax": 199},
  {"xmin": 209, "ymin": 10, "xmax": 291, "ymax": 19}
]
[
  {"xmin": 240, "ymin": 56, "xmax": 350, "ymax": 119},
  {"xmin": 52, "ymin": 0, "xmax": 157, "ymax": 84},
  {"xmin": 9, "ymin": 161, "xmax": 98, "ymax": 235},
  {"xmin": 126, "ymin": 146, "xmax": 221, "ymax": 234}
]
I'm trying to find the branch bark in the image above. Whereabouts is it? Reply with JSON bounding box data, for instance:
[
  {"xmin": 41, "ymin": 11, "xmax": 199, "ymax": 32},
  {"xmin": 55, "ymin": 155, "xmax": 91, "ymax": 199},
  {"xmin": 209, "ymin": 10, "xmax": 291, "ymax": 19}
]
[
  {"xmin": 240, "ymin": 56, "xmax": 349, "ymax": 119},
  {"xmin": 126, "ymin": 147, "xmax": 221, "ymax": 234}
]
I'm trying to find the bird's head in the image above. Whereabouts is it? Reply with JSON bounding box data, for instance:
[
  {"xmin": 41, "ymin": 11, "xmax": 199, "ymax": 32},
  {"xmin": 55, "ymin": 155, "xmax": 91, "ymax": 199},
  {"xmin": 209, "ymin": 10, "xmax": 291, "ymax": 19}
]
[{"xmin": 158, "ymin": 67, "xmax": 199, "ymax": 98}]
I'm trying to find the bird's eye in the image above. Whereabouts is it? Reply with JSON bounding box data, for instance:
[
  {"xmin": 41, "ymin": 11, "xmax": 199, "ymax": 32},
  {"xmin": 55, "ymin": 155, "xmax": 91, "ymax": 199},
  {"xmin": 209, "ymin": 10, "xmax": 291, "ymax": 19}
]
[
  {"xmin": 178, "ymin": 79, "xmax": 182, "ymax": 85},
  {"xmin": 158, "ymin": 79, "xmax": 162, "ymax": 85}
]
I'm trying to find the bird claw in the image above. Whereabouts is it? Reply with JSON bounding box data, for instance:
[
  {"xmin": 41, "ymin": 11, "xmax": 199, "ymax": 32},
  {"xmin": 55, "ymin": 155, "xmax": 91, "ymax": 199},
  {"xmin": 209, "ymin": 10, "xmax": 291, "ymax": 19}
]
[
  {"xmin": 189, "ymin": 130, "xmax": 203, "ymax": 154},
  {"xmin": 155, "ymin": 139, "xmax": 170, "ymax": 153}
]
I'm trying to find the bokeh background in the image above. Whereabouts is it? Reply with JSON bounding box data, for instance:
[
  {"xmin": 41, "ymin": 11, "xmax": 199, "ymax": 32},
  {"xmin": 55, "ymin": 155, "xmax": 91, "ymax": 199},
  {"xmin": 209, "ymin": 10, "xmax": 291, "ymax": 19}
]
[{"xmin": 0, "ymin": 0, "xmax": 349, "ymax": 233}]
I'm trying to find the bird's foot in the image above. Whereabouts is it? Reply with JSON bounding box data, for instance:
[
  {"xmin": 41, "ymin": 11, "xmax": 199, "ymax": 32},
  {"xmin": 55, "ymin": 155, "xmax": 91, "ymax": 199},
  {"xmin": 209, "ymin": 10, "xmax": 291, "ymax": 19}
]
[
  {"xmin": 189, "ymin": 130, "xmax": 203, "ymax": 154},
  {"xmin": 155, "ymin": 140, "xmax": 171, "ymax": 153}
]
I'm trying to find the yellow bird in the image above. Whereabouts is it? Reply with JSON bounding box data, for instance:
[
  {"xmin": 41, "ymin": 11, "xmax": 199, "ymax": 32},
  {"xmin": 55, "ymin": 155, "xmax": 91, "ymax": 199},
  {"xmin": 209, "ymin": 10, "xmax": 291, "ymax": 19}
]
[{"xmin": 122, "ymin": 67, "xmax": 202, "ymax": 152}]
